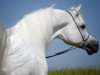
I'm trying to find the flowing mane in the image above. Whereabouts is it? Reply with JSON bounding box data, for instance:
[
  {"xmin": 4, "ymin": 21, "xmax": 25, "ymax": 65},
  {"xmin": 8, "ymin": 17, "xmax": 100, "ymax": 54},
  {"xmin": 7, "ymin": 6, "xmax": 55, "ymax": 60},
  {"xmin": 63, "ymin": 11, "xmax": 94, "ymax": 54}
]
[
  {"xmin": 6, "ymin": 7, "xmax": 55, "ymax": 51},
  {"xmin": 7, "ymin": 7, "xmax": 54, "ymax": 43},
  {"xmin": 2, "ymin": 7, "xmax": 55, "ymax": 71}
]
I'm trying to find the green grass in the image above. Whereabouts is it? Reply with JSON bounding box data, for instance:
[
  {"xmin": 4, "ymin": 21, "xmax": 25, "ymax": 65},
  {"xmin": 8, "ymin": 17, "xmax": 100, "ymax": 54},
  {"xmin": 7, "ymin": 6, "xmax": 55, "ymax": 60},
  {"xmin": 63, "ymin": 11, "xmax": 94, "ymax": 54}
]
[{"xmin": 48, "ymin": 68, "xmax": 100, "ymax": 75}]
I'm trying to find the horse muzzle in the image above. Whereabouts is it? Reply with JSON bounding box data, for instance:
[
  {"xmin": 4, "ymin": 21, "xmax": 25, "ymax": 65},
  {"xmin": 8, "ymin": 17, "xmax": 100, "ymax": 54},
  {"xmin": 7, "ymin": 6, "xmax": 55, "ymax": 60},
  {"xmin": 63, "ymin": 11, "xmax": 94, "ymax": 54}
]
[{"xmin": 84, "ymin": 40, "xmax": 99, "ymax": 55}]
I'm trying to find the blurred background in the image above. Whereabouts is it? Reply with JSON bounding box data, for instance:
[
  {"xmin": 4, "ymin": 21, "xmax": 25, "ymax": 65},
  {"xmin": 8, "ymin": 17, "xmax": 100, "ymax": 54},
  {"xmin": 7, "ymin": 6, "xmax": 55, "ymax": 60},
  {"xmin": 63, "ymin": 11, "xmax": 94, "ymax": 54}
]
[{"xmin": 0, "ymin": 0, "xmax": 100, "ymax": 69}]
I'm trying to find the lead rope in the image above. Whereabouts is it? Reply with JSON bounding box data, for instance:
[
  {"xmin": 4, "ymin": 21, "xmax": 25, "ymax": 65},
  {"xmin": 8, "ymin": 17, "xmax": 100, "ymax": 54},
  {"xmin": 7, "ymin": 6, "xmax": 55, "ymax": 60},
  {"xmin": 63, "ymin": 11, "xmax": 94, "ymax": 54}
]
[{"xmin": 46, "ymin": 46, "xmax": 76, "ymax": 58}]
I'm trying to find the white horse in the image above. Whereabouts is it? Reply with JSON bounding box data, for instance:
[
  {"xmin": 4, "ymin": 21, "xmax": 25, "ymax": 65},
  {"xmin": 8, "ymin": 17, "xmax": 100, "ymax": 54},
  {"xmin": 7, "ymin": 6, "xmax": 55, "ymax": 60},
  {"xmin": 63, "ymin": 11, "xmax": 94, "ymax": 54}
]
[{"xmin": 0, "ymin": 5, "xmax": 99, "ymax": 75}]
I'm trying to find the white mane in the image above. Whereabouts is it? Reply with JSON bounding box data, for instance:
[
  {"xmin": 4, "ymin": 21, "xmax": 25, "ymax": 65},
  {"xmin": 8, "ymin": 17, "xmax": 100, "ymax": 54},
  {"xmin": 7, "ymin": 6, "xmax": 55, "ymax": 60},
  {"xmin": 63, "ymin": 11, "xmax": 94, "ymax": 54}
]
[
  {"xmin": 7, "ymin": 7, "xmax": 55, "ymax": 50},
  {"xmin": 3, "ymin": 7, "xmax": 55, "ymax": 71},
  {"xmin": 8, "ymin": 7, "xmax": 54, "ymax": 42}
]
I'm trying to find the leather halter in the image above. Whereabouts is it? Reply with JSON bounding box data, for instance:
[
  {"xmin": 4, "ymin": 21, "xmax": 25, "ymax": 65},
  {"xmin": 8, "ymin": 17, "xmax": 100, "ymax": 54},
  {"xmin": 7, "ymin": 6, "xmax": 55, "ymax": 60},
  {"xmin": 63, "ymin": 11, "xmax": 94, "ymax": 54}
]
[
  {"xmin": 66, "ymin": 10, "xmax": 90, "ymax": 48},
  {"xmin": 46, "ymin": 9, "xmax": 90, "ymax": 58}
]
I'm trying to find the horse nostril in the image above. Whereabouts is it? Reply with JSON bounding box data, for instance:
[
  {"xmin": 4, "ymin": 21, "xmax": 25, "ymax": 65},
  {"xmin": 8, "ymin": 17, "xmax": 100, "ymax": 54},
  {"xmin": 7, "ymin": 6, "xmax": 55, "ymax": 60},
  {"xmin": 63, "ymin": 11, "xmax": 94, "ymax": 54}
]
[
  {"xmin": 93, "ymin": 41, "xmax": 99, "ymax": 53},
  {"xmin": 85, "ymin": 44, "xmax": 91, "ymax": 49}
]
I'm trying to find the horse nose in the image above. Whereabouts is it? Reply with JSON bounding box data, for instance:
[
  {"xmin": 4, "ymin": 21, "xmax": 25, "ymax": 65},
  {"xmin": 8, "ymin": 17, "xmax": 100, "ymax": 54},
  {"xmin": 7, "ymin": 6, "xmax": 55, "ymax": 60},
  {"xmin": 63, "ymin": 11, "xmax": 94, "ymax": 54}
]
[
  {"xmin": 92, "ymin": 40, "xmax": 99, "ymax": 53},
  {"xmin": 86, "ymin": 40, "xmax": 99, "ymax": 53}
]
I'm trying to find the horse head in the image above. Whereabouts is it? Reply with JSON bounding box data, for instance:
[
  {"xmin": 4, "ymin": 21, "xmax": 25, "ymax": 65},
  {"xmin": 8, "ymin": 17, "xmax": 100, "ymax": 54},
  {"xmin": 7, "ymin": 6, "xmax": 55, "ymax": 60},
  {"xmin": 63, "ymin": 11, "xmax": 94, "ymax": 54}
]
[{"xmin": 52, "ymin": 5, "xmax": 99, "ymax": 55}]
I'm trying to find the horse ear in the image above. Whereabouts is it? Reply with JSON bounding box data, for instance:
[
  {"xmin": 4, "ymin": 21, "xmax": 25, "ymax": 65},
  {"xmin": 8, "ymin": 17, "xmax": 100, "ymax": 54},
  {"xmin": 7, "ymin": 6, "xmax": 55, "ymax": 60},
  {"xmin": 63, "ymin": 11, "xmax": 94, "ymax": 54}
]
[
  {"xmin": 50, "ymin": 4, "xmax": 56, "ymax": 8},
  {"xmin": 67, "ymin": 6, "xmax": 75, "ymax": 11},
  {"xmin": 76, "ymin": 5, "xmax": 82, "ymax": 11},
  {"xmin": 70, "ymin": 6, "xmax": 75, "ymax": 10}
]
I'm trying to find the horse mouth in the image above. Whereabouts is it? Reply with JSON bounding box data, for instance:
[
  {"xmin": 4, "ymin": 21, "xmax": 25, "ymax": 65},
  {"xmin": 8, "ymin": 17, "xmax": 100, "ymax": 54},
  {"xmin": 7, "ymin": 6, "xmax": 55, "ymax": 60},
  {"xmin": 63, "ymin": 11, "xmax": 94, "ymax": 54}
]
[
  {"xmin": 83, "ymin": 40, "xmax": 99, "ymax": 55},
  {"xmin": 85, "ymin": 46, "xmax": 94, "ymax": 55}
]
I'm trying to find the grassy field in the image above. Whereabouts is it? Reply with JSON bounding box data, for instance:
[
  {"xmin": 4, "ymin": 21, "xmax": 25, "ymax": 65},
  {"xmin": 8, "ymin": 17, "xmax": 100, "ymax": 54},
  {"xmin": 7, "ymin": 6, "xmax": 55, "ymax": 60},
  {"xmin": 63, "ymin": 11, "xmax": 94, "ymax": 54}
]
[{"xmin": 48, "ymin": 68, "xmax": 100, "ymax": 75}]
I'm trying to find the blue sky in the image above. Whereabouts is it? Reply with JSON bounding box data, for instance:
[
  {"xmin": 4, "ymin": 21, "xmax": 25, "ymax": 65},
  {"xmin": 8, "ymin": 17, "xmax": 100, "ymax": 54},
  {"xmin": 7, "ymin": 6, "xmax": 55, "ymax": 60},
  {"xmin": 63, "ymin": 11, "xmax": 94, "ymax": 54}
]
[{"xmin": 0, "ymin": 0, "xmax": 100, "ymax": 69}]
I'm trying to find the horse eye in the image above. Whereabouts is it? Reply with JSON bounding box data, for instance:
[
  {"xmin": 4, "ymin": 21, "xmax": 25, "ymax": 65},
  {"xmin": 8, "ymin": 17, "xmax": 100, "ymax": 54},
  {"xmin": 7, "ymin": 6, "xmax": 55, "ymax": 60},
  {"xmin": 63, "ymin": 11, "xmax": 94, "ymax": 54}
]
[
  {"xmin": 80, "ymin": 25, "xmax": 85, "ymax": 29},
  {"xmin": 76, "ymin": 14, "xmax": 79, "ymax": 17},
  {"xmin": 75, "ymin": 13, "xmax": 79, "ymax": 17}
]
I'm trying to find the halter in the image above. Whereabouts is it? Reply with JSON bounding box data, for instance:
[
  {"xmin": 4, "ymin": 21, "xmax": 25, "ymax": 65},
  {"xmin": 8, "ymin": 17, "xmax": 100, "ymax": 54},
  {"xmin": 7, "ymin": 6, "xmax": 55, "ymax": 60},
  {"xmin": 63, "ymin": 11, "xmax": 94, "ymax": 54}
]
[
  {"xmin": 67, "ymin": 10, "xmax": 90, "ymax": 47},
  {"xmin": 46, "ymin": 9, "xmax": 90, "ymax": 58}
]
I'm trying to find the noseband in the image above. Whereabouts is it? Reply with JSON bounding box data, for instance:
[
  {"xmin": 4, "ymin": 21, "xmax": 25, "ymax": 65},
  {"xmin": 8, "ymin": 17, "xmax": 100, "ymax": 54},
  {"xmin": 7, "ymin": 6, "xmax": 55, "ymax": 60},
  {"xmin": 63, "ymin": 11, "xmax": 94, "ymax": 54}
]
[{"xmin": 46, "ymin": 9, "xmax": 90, "ymax": 58}]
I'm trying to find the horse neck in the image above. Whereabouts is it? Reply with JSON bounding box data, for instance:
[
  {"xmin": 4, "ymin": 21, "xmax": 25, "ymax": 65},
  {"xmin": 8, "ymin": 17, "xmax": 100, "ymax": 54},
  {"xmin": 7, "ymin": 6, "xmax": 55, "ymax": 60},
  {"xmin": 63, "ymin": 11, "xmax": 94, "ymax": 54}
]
[{"xmin": 52, "ymin": 9, "xmax": 69, "ymax": 37}]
